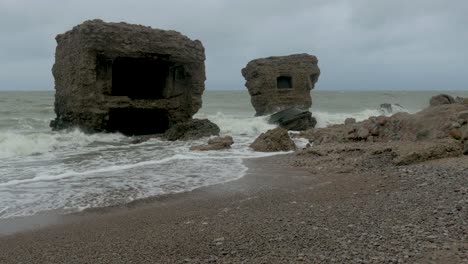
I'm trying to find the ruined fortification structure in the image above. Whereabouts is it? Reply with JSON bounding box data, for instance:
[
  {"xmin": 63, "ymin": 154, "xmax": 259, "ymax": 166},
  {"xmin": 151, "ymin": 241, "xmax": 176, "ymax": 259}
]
[
  {"xmin": 241, "ymin": 54, "xmax": 320, "ymax": 116},
  {"xmin": 51, "ymin": 20, "xmax": 206, "ymax": 135}
]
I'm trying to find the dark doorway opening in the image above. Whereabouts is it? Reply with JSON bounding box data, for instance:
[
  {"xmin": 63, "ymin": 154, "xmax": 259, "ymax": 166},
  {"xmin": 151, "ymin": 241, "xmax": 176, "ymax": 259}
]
[
  {"xmin": 111, "ymin": 57, "xmax": 171, "ymax": 99},
  {"xmin": 277, "ymin": 76, "xmax": 293, "ymax": 89},
  {"xmin": 107, "ymin": 108, "xmax": 170, "ymax": 135}
]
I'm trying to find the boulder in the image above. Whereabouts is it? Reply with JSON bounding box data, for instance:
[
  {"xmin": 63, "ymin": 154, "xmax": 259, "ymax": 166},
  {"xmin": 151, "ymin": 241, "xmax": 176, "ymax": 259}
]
[
  {"xmin": 250, "ymin": 128, "xmax": 296, "ymax": 152},
  {"xmin": 50, "ymin": 19, "xmax": 206, "ymax": 135},
  {"xmin": 344, "ymin": 118, "xmax": 356, "ymax": 126},
  {"xmin": 164, "ymin": 119, "xmax": 220, "ymax": 141},
  {"xmin": 370, "ymin": 125, "xmax": 380, "ymax": 136},
  {"xmin": 269, "ymin": 107, "xmax": 317, "ymax": 131},
  {"xmin": 376, "ymin": 116, "xmax": 388, "ymax": 126},
  {"xmin": 242, "ymin": 54, "xmax": 320, "ymax": 116},
  {"xmin": 449, "ymin": 129, "xmax": 462, "ymax": 140},
  {"xmin": 429, "ymin": 94, "xmax": 455, "ymax": 107},
  {"xmin": 457, "ymin": 110, "xmax": 468, "ymax": 121},
  {"xmin": 464, "ymin": 141, "xmax": 468, "ymax": 155},
  {"xmin": 344, "ymin": 125, "xmax": 370, "ymax": 141},
  {"xmin": 190, "ymin": 136, "xmax": 234, "ymax": 151},
  {"xmin": 356, "ymin": 127, "xmax": 370, "ymax": 140}
]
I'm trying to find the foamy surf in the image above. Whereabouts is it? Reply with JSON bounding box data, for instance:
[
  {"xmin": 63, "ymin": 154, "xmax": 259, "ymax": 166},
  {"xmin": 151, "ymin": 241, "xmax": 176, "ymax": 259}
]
[
  {"xmin": 0, "ymin": 112, "xmax": 287, "ymax": 219},
  {"xmin": 313, "ymin": 103, "xmax": 410, "ymax": 128},
  {"xmin": 0, "ymin": 90, "xmax": 433, "ymax": 219},
  {"xmin": 0, "ymin": 129, "xmax": 124, "ymax": 159}
]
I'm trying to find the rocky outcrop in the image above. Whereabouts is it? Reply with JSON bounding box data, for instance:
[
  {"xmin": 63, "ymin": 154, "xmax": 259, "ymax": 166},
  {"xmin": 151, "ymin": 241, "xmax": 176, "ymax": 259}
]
[
  {"xmin": 344, "ymin": 118, "xmax": 356, "ymax": 126},
  {"xmin": 290, "ymin": 94, "xmax": 468, "ymax": 168},
  {"xmin": 268, "ymin": 107, "xmax": 317, "ymax": 131},
  {"xmin": 164, "ymin": 119, "xmax": 220, "ymax": 141},
  {"xmin": 294, "ymin": 139, "xmax": 462, "ymax": 168},
  {"xmin": 190, "ymin": 136, "xmax": 234, "ymax": 151},
  {"xmin": 296, "ymin": 96, "xmax": 468, "ymax": 157},
  {"xmin": 51, "ymin": 19, "xmax": 206, "ymax": 135},
  {"xmin": 250, "ymin": 128, "xmax": 296, "ymax": 152},
  {"xmin": 429, "ymin": 94, "xmax": 455, "ymax": 107},
  {"xmin": 241, "ymin": 54, "xmax": 320, "ymax": 116}
]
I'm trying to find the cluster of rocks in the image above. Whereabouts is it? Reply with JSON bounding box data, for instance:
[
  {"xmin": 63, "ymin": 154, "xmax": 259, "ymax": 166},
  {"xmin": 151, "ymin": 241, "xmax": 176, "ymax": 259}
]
[
  {"xmin": 429, "ymin": 93, "xmax": 468, "ymax": 106},
  {"xmin": 295, "ymin": 94, "xmax": 468, "ymax": 157}
]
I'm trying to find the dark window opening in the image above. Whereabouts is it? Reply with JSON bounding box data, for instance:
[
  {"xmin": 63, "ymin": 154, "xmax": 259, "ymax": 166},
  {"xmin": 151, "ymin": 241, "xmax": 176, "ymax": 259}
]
[
  {"xmin": 107, "ymin": 108, "xmax": 170, "ymax": 135},
  {"xmin": 111, "ymin": 57, "xmax": 171, "ymax": 99},
  {"xmin": 309, "ymin": 74, "xmax": 319, "ymax": 89},
  {"xmin": 310, "ymin": 74, "xmax": 319, "ymax": 84},
  {"xmin": 277, "ymin": 76, "xmax": 293, "ymax": 89}
]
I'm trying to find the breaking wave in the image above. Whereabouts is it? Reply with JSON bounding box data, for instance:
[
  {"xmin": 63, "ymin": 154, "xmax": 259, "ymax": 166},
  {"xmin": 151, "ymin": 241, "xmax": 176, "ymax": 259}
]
[
  {"xmin": 0, "ymin": 93, "xmax": 413, "ymax": 219},
  {"xmin": 0, "ymin": 129, "xmax": 124, "ymax": 159},
  {"xmin": 313, "ymin": 103, "xmax": 409, "ymax": 128}
]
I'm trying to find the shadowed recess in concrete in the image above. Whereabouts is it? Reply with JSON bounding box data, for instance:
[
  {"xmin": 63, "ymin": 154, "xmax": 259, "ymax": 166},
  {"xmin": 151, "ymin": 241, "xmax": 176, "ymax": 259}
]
[{"xmin": 111, "ymin": 57, "xmax": 171, "ymax": 99}]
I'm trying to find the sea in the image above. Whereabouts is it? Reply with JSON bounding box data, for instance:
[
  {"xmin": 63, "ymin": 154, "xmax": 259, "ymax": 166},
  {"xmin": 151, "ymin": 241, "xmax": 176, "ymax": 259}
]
[{"xmin": 1, "ymin": 90, "xmax": 467, "ymax": 219}]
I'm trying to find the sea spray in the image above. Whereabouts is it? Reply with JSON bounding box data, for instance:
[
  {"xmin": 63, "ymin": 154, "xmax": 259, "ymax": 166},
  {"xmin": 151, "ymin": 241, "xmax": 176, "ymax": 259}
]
[{"xmin": 2, "ymin": 90, "xmax": 466, "ymax": 219}]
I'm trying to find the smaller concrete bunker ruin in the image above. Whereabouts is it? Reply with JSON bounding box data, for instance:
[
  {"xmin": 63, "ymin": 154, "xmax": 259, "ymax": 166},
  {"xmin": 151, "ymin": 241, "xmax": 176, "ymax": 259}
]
[
  {"xmin": 241, "ymin": 54, "xmax": 320, "ymax": 116},
  {"xmin": 51, "ymin": 20, "xmax": 206, "ymax": 135}
]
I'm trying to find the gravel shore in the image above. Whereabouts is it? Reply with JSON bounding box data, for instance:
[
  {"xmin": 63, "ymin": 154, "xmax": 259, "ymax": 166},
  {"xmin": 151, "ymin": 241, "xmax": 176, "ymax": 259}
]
[{"xmin": 0, "ymin": 149, "xmax": 467, "ymax": 263}]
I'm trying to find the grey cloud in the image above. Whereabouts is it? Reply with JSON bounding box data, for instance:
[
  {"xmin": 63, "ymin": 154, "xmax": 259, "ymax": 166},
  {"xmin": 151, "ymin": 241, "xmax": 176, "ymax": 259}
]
[{"xmin": 0, "ymin": 0, "xmax": 466, "ymax": 90}]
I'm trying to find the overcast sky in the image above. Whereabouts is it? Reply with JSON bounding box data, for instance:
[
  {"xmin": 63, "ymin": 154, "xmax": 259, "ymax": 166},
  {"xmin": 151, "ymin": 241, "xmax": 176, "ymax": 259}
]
[{"xmin": 0, "ymin": 0, "xmax": 467, "ymax": 91}]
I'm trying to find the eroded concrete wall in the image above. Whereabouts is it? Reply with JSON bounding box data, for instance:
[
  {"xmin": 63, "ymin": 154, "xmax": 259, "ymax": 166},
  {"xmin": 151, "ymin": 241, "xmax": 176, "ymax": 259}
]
[
  {"xmin": 51, "ymin": 19, "xmax": 206, "ymax": 135},
  {"xmin": 242, "ymin": 53, "xmax": 320, "ymax": 116}
]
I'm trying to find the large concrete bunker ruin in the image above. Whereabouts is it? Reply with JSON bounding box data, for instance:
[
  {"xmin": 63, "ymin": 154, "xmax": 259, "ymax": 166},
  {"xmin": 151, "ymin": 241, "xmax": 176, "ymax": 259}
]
[
  {"xmin": 51, "ymin": 20, "xmax": 206, "ymax": 135},
  {"xmin": 242, "ymin": 54, "xmax": 320, "ymax": 116}
]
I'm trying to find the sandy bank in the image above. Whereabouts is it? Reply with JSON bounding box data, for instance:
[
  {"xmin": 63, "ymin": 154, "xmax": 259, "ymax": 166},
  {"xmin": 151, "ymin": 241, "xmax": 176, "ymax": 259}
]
[{"xmin": 0, "ymin": 153, "xmax": 467, "ymax": 263}]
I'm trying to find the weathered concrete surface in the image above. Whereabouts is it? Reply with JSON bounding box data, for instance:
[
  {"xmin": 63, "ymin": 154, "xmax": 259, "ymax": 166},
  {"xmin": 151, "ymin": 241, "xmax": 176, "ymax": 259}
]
[
  {"xmin": 242, "ymin": 54, "xmax": 320, "ymax": 116},
  {"xmin": 51, "ymin": 19, "xmax": 206, "ymax": 135}
]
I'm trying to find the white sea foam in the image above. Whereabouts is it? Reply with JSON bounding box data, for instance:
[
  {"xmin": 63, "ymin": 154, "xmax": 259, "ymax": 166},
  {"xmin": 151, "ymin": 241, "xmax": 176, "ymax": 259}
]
[
  {"xmin": 196, "ymin": 112, "xmax": 276, "ymax": 136},
  {"xmin": 313, "ymin": 109, "xmax": 382, "ymax": 128},
  {"xmin": 0, "ymin": 111, "xmax": 287, "ymax": 218},
  {"xmin": 0, "ymin": 90, "xmax": 424, "ymax": 219},
  {"xmin": 0, "ymin": 129, "xmax": 124, "ymax": 159},
  {"xmin": 313, "ymin": 104, "xmax": 409, "ymax": 128}
]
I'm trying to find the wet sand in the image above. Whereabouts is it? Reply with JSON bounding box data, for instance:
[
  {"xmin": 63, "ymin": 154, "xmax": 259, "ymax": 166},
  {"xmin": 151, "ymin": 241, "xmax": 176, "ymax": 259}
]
[{"xmin": 0, "ymin": 154, "xmax": 467, "ymax": 263}]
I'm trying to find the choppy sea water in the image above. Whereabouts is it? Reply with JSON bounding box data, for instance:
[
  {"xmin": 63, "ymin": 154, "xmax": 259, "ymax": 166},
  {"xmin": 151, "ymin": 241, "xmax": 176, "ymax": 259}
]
[{"xmin": 1, "ymin": 90, "xmax": 467, "ymax": 219}]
